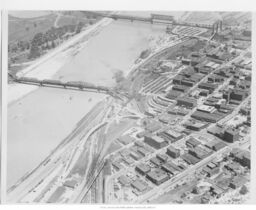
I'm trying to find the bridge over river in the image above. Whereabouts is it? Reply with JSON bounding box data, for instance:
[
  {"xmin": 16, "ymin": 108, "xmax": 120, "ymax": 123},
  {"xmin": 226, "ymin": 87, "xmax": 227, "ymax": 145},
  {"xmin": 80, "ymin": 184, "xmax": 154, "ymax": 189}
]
[
  {"xmin": 9, "ymin": 74, "xmax": 127, "ymax": 100},
  {"xmin": 83, "ymin": 11, "xmax": 223, "ymax": 33}
]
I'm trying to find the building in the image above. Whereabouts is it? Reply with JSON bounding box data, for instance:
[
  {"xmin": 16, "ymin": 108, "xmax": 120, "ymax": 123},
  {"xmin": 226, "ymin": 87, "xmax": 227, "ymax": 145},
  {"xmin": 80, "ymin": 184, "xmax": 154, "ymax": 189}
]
[
  {"xmin": 131, "ymin": 179, "xmax": 147, "ymax": 192},
  {"xmin": 118, "ymin": 175, "xmax": 131, "ymax": 186},
  {"xmin": 198, "ymin": 82, "xmax": 217, "ymax": 93},
  {"xmin": 206, "ymin": 140, "xmax": 226, "ymax": 151},
  {"xmin": 156, "ymin": 153, "xmax": 169, "ymax": 163},
  {"xmin": 144, "ymin": 134, "xmax": 168, "ymax": 149},
  {"xmin": 159, "ymin": 129, "xmax": 183, "ymax": 142},
  {"xmin": 146, "ymin": 169, "xmax": 169, "ymax": 185},
  {"xmin": 184, "ymin": 120, "xmax": 209, "ymax": 131},
  {"xmin": 229, "ymin": 176, "xmax": 247, "ymax": 189},
  {"xmin": 202, "ymin": 165, "xmax": 220, "ymax": 177},
  {"xmin": 135, "ymin": 163, "xmax": 151, "ymax": 175},
  {"xmin": 213, "ymin": 141, "xmax": 227, "ymax": 151},
  {"xmin": 186, "ymin": 137, "xmax": 201, "ymax": 148},
  {"xmin": 231, "ymin": 149, "xmax": 251, "ymax": 168},
  {"xmin": 137, "ymin": 147, "xmax": 150, "ymax": 157},
  {"xmin": 224, "ymin": 89, "xmax": 247, "ymax": 102},
  {"xmin": 118, "ymin": 135, "xmax": 135, "ymax": 145},
  {"xmin": 112, "ymin": 162, "xmax": 123, "ymax": 170},
  {"xmin": 197, "ymin": 105, "xmax": 216, "ymax": 113},
  {"xmin": 150, "ymin": 157, "xmax": 162, "ymax": 166},
  {"xmin": 63, "ymin": 180, "xmax": 78, "ymax": 189},
  {"xmin": 172, "ymin": 85, "xmax": 189, "ymax": 93},
  {"xmin": 166, "ymin": 90, "xmax": 183, "ymax": 99},
  {"xmin": 130, "ymin": 151, "xmax": 143, "ymax": 161},
  {"xmin": 191, "ymin": 110, "xmax": 224, "ymax": 123},
  {"xmin": 188, "ymin": 146, "xmax": 210, "ymax": 159},
  {"xmin": 230, "ymin": 89, "xmax": 247, "ymax": 101},
  {"xmin": 181, "ymin": 153, "xmax": 200, "ymax": 165},
  {"xmin": 166, "ymin": 145, "xmax": 180, "ymax": 158},
  {"xmin": 210, "ymin": 185, "xmax": 225, "ymax": 198},
  {"xmin": 223, "ymin": 127, "xmax": 239, "ymax": 143},
  {"xmin": 176, "ymin": 97, "xmax": 197, "ymax": 108}
]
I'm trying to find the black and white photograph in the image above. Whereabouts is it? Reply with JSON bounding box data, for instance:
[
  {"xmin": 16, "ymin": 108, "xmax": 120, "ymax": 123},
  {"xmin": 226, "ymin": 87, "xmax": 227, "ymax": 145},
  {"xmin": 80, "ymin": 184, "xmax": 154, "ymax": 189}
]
[
  {"xmin": 6, "ymin": 9, "xmax": 252, "ymax": 204},
  {"xmin": 0, "ymin": 0, "xmax": 256, "ymax": 208}
]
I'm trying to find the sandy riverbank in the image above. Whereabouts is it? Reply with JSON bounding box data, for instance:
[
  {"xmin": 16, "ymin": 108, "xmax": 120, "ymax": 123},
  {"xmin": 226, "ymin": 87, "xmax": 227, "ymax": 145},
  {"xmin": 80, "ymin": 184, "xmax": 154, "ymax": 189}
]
[{"xmin": 8, "ymin": 17, "xmax": 113, "ymax": 104}]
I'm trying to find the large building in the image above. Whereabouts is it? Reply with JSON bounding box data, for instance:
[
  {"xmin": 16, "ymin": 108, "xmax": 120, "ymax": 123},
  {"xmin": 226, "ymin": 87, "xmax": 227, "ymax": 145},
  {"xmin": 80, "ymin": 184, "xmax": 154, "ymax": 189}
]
[
  {"xmin": 186, "ymin": 137, "xmax": 201, "ymax": 148},
  {"xmin": 146, "ymin": 169, "xmax": 169, "ymax": 185},
  {"xmin": 223, "ymin": 127, "xmax": 239, "ymax": 143},
  {"xmin": 198, "ymin": 82, "xmax": 217, "ymax": 93},
  {"xmin": 176, "ymin": 97, "xmax": 197, "ymax": 108},
  {"xmin": 144, "ymin": 134, "xmax": 168, "ymax": 149},
  {"xmin": 158, "ymin": 129, "xmax": 183, "ymax": 142},
  {"xmin": 166, "ymin": 145, "xmax": 180, "ymax": 158},
  {"xmin": 135, "ymin": 163, "xmax": 151, "ymax": 175}
]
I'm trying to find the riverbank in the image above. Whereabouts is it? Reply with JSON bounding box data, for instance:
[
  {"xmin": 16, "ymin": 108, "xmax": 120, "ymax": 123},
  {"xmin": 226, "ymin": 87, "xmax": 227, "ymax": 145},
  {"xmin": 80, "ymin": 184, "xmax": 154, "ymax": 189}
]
[{"xmin": 8, "ymin": 17, "xmax": 113, "ymax": 104}]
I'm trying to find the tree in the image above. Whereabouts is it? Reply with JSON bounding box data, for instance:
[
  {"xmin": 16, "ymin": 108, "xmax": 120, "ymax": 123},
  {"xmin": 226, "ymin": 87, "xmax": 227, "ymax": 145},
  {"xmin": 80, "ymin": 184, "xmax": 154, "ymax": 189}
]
[
  {"xmin": 28, "ymin": 44, "xmax": 41, "ymax": 59},
  {"xmin": 239, "ymin": 185, "xmax": 248, "ymax": 195},
  {"xmin": 32, "ymin": 32, "xmax": 44, "ymax": 46},
  {"xmin": 76, "ymin": 21, "xmax": 84, "ymax": 34}
]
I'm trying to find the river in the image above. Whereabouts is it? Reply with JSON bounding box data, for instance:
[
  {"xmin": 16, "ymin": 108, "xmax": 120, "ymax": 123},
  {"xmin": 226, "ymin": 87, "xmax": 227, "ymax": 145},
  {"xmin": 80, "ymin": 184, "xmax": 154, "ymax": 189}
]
[{"xmin": 7, "ymin": 14, "xmax": 177, "ymax": 188}]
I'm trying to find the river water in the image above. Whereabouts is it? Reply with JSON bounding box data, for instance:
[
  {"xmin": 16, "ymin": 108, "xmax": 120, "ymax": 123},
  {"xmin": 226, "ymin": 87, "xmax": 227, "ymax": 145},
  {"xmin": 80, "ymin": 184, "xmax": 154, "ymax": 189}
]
[{"xmin": 7, "ymin": 15, "xmax": 173, "ymax": 188}]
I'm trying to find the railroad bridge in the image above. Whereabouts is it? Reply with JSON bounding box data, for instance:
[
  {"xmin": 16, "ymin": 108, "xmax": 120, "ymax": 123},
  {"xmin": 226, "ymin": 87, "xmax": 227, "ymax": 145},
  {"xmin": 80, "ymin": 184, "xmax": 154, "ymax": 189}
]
[
  {"xmin": 83, "ymin": 11, "xmax": 223, "ymax": 33},
  {"xmin": 9, "ymin": 73, "xmax": 126, "ymax": 100}
]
